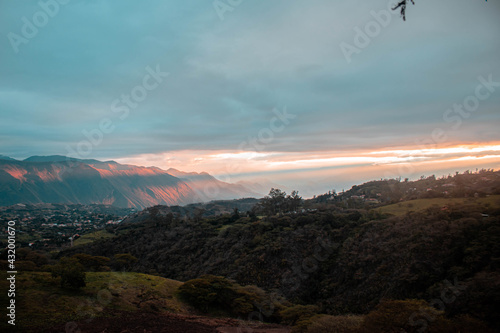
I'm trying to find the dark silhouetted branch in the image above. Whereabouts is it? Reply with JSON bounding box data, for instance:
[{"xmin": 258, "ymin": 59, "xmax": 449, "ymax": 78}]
[{"xmin": 392, "ymin": 0, "xmax": 415, "ymax": 21}]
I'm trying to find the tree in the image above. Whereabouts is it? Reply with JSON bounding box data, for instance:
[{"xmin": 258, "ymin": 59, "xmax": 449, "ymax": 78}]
[
  {"xmin": 259, "ymin": 188, "xmax": 302, "ymax": 216},
  {"xmin": 230, "ymin": 207, "xmax": 240, "ymax": 222},
  {"xmin": 193, "ymin": 207, "xmax": 206, "ymax": 222},
  {"xmin": 269, "ymin": 188, "xmax": 287, "ymax": 215},
  {"xmin": 52, "ymin": 257, "xmax": 86, "ymax": 289},
  {"xmin": 260, "ymin": 188, "xmax": 287, "ymax": 216},
  {"xmin": 113, "ymin": 253, "xmax": 138, "ymax": 271},
  {"xmin": 287, "ymin": 190, "xmax": 302, "ymax": 212},
  {"xmin": 72, "ymin": 253, "xmax": 110, "ymax": 271}
]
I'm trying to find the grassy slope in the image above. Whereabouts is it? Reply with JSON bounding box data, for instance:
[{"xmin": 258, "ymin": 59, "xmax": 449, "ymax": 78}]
[
  {"xmin": 0, "ymin": 271, "xmax": 189, "ymax": 332},
  {"xmin": 377, "ymin": 195, "xmax": 500, "ymax": 216},
  {"xmin": 73, "ymin": 229, "xmax": 116, "ymax": 246}
]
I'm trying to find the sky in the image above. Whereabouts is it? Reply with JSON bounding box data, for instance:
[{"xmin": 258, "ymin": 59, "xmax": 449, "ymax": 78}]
[{"xmin": 1, "ymin": 0, "xmax": 500, "ymax": 196}]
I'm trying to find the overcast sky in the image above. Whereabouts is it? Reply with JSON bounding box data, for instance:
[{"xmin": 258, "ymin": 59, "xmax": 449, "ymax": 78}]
[{"xmin": 1, "ymin": 0, "xmax": 499, "ymax": 195}]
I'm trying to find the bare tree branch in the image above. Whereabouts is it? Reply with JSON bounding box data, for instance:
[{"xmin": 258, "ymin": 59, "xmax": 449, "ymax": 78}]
[{"xmin": 392, "ymin": 0, "xmax": 415, "ymax": 21}]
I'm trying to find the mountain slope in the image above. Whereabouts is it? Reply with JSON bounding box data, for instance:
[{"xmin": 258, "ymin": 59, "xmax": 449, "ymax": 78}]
[
  {"xmin": 167, "ymin": 168, "xmax": 263, "ymax": 201},
  {"xmin": 0, "ymin": 155, "xmax": 17, "ymax": 161},
  {"xmin": 0, "ymin": 157, "xmax": 258, "ymax": 209}
]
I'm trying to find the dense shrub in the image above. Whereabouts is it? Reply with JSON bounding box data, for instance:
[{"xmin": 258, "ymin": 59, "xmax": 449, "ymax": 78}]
[
  {"xmin": 359, "ymin": 299, "xmax": 445, "ymax": 333},
  {"xmin": 112, "ymin": 253, "xmax": 138, "ymax": 271},
  {"xmin": 72, "ymin": 253, "xmax": 110, "ymax": 271},
  {"xmin": 178, "ymin": 275, "xmax": 284, "ymax": 319},
  {"xmin": 178, "ymin": 275, "xmax": 241, "ymax": 314},
  {"xmin": 357, "ymin": 299, "xmax": 491, "ymax": 333},
  {"xmin": 51, "ymin": 257, "xmax": 86, "ymax": 289},
  {"xmin": 280, "ymin": 305, "xmax": 319, "ymax": 326}
]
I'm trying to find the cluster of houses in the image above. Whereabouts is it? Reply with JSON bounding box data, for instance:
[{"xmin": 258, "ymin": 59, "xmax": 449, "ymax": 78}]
[{"xmin": 0, "ymin": 204, "xmax": 132, "ymax": 249}]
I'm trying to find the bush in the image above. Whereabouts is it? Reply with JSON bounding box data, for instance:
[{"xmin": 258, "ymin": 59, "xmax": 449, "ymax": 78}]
[
  {"xmin": 280, "ymin": 304, "xmax": 319, "ymax": 331},
  {"xmin": 178, "ymin": 275, "xmax": 284, "ymax": 319},
  {"xmin": 359, "ymin": 299, "xmax": 450, "ymax": 333},
  {"xmin": 178, "ymin": 275, "xmax": 236, "ymax": 312},
  {"xmin": 231, "ymin": 285, "xmax": 266, "ymax": 316},
  {"xmin": 112, "ymin": 253, "xmax": 138, "ymax": 271},
  {"xmin": 51, "ymin": 257, "xmax": 86, "ymax": 289}
]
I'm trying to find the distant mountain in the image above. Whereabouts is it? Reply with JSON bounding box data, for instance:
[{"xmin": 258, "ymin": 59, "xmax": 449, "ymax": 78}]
[
  {"xmin": 23, "ymin": 155, "xmax": 108, "ymax": 164},
  {"xmin": 0, "ymin": 155, "xmax": 17, "ymax": 161},
  {"xmin": 167, "ymin": 168, "xmax": 263, "ymax": 201},
  {"xmin": 0, "ymin": 157, "xmax": 261, "ymax": 209}
]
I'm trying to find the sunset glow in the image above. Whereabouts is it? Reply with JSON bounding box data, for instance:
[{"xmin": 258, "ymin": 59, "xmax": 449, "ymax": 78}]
[
  {"xmin": 114, "ymin": 143, "xmax": 500, "ymax": 196},
  {"xmin": 2, "ymin": 0, "xmax": 499, "ymax": 197}
]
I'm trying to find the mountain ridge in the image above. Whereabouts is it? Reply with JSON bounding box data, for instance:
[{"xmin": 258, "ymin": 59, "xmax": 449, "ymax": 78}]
[
  {"xmin": 0, "ymin": 156, "xmax": 263, "ymax": 209},
  {"xmin": 0, "ymin": 154, "xmax": 17, "ymax": 161}
]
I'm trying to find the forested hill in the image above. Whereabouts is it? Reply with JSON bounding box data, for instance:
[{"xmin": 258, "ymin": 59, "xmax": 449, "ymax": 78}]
[
  {"xmin": 311, "ymin": 168, "xmax": 500, "ymax": 207},
  {"xmin": 61, "ymin": 192, "xmax": 500, "ymax": 329}
]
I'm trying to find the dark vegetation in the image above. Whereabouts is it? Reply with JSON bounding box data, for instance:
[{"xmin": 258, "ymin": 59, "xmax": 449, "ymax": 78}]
[
  {"xmin": 50, "ymin": 256, "xmax": 87, "ymax": 289},
  {"xmin": 2, "ymin": 170, "xmax": 499, "ymax": 332},
  {"xmin": 312, "ymin": 169, "xmax": 500, "ymax": 207},
  {"xmin": 50, "ymin": 170, "xmax": 500, "ymax": 331}
]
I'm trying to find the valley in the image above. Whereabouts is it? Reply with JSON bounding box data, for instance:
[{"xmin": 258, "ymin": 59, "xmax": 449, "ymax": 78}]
[{"xmin": 1, "ymin": 170, "xmax": 499, "ymax": 332}]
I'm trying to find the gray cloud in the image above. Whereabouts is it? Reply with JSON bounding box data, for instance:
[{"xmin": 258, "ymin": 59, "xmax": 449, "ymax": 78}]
[{"xmin": 0, "ymin": 0, "xmax": 499, "ymax": 161}]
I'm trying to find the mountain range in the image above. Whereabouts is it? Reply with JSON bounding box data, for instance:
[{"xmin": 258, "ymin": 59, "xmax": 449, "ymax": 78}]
[{"xmin": 0, "ymin": 155, "xmax": 264, "ymax": 209}]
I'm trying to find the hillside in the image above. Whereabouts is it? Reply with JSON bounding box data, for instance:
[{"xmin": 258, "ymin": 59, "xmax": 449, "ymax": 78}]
[
  {"xmin": 377, "ymin": 195, "xmax": 500, "ymax": 216},
  {"xmin": 167, "ymin": 168, "xmax": 261, "ymax": 202},
  {"xmin": 0, "ymin": 271, "xmax": 188, "ymax": 332},
  {"xmin": 0, "ymin": 155, "xmax": 17, "ymax": 161},
  {"xmin": 0, "ymin": 156, "xmax": 262, "ymax": 209},
  {"xmin": 61, "ymin": 197, "xmax": 500, "ymax": 330},
  {"xmin": 311, "ymin": 169, "xmax": 500, "ymax": 208},
  {"xmin": 2, "ymin": 170, "xmax": 500, "ymax": 331},
  {"xmin": 0, "ymin": 271, "xmax": 292, "ymax": 333}
]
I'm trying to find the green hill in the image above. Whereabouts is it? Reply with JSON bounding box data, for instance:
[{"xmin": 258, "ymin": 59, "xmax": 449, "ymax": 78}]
[
  {"xmin": 73, "ymin": 230, "xmax": 116, "ymax": 246},
  {"xmin": 0, "ymin": 271, "xmax": 188, "ymax": 332}
]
